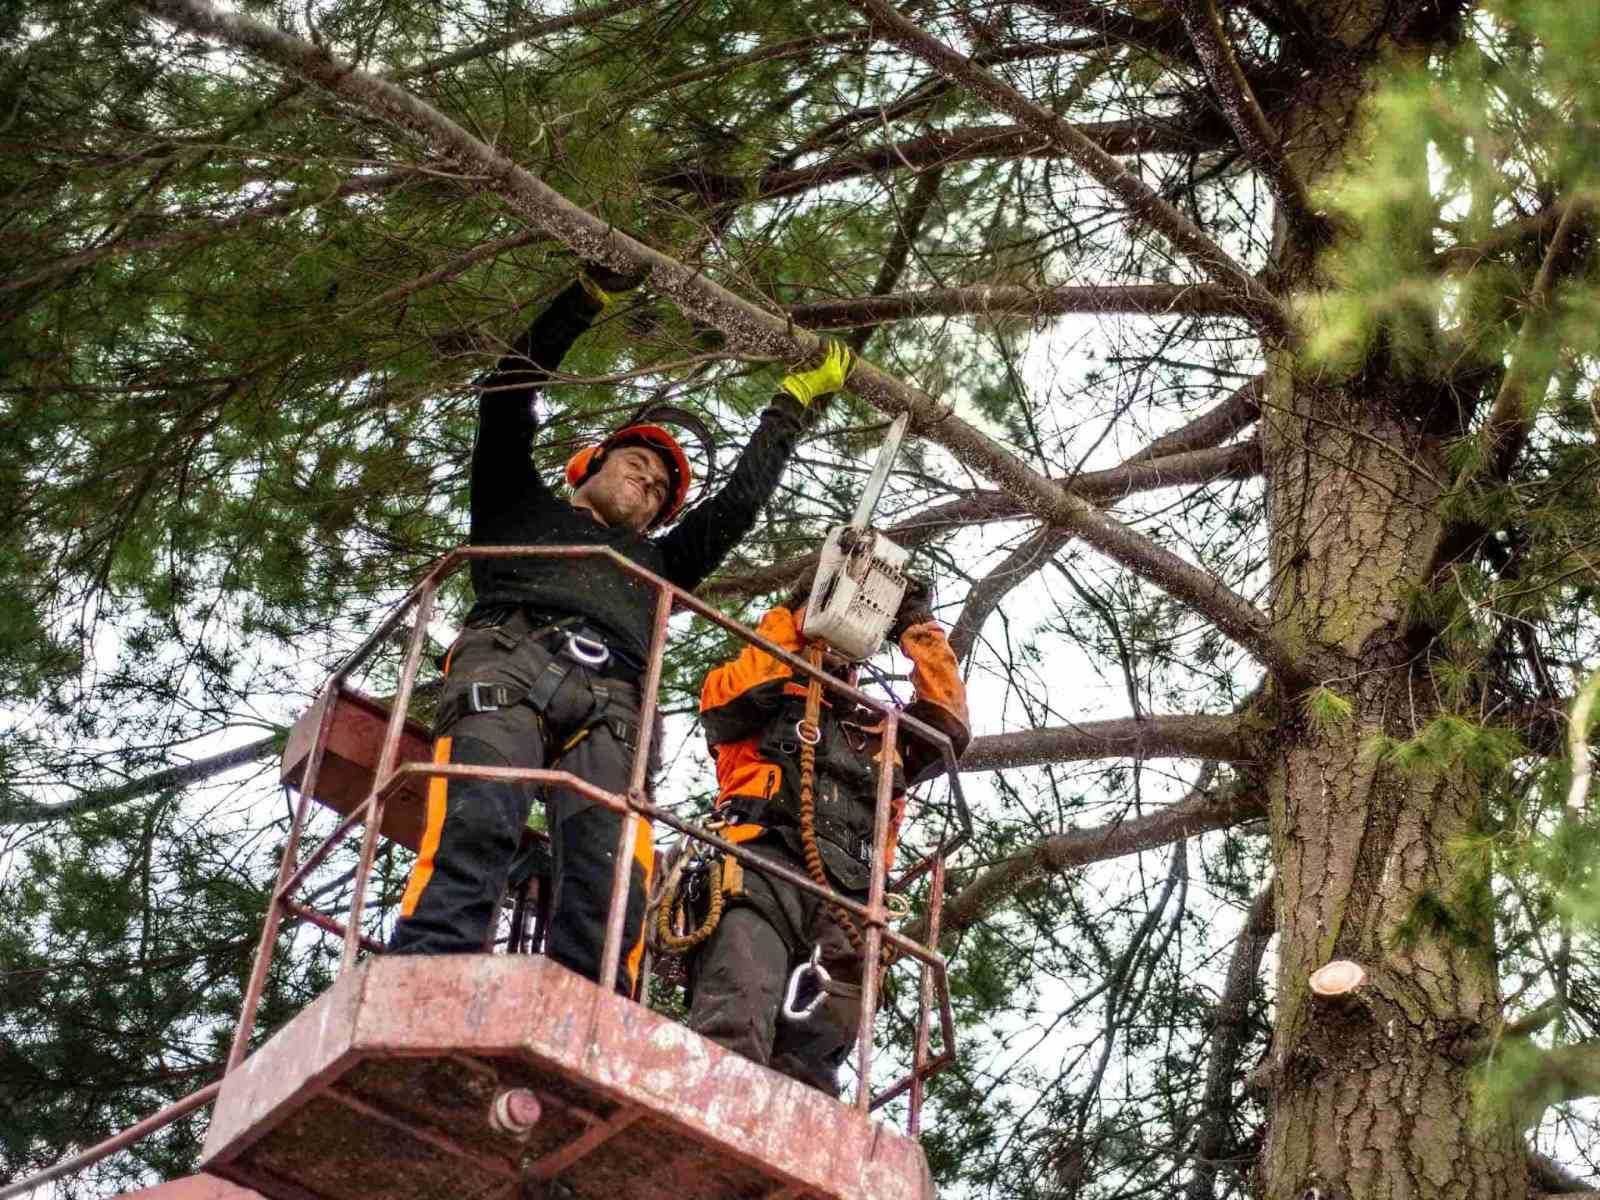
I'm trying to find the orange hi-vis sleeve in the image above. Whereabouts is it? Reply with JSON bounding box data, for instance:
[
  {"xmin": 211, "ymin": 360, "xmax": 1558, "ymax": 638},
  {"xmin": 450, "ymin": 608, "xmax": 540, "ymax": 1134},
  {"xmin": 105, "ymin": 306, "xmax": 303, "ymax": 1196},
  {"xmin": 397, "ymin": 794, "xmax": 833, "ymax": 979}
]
[
  {"xmin": 699, "ymin": 605, "xmax": 805, "ymax": 715},
  {"xmin": 899, "ymin": 620, "xmax": 969, "ymax": 729}
]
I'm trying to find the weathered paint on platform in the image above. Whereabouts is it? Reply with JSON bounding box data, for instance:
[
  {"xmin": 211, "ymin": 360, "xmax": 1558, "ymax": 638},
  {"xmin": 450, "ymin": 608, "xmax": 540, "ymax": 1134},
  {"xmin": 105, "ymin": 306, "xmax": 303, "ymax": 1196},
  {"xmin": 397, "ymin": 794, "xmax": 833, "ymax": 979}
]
[
  {"xmin": 120, "ymin": 1174, "xmax": 265, "ymax": 1200},
  {"xmin": 202, "ymin": 955, "xmax": 935, "ymax": 1200}
]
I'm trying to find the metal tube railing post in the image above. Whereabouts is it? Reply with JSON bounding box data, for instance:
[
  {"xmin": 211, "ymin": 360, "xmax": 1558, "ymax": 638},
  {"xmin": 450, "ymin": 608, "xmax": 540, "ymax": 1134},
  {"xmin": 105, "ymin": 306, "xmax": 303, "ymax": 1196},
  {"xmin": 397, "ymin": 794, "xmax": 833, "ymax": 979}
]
[
  {"xmin": 341, "ymin": 582, "xmax": 436, "ymax": 972},
  {"xmin": 909, "ymin": 850, "xmax": 946, "ymax": 1134},
  {"xmin": 598, "ymin": 585, "xmax": 673, "ymax": 996},
  {"xmin": 226, "ymin": 684, "xmax": 338, "ymax": 1071},
  {"xmin": 854, "ymin": 710, "xmax": 897, "ymax": 1111}
]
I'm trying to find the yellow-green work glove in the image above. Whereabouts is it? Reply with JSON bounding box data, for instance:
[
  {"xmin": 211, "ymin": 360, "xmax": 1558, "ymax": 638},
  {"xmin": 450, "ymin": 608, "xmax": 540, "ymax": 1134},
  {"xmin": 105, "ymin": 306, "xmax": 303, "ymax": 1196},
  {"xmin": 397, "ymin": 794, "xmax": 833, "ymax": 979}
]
[
  {"xmin": 578, "ymin": 262, "xmax": 645, "ymax": 310},
  {"xmin": 780, "ymin": 340, "xmax": 855, "ymax": 407}
]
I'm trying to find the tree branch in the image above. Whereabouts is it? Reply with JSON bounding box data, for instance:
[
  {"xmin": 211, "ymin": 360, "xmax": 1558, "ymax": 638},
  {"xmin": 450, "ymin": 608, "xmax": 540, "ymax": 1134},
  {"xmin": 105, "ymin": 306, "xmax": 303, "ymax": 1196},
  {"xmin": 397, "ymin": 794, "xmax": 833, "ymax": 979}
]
[
  {"xmin": 917, "ymin": 769, "xmax": 1262, "ymax": 940},
  {"xmin": 846, "ymin": 0, "xmax": 1289, "ymax": 336},
  {"xmin": 1185, "ymin": 881, "xmax": 1276, "ymax": 1200},
  {"xmin": 786, "ymin": 282, "xmax": 1248, "ymax": 329},
  {"xmin": 960, "ymin": 713, "xmax": 1256, "ymax": 772},
  {"xmin": 1130, "ymin": 376, "xmax": 1263, "ymax": 461},
  {"xmin": 1177, "ymin": 0, "xmax": 1323, "ymax": 237},
  {"xmin": 703, "ymin": 440, "xmax": 1262, "ymax": 600},
  {"xmin": 140, "ymin": 0, "xmax": 1306, "ymax": 685},
  {"xmin": 1506, "ymin": 1042, "xmax": 1600, "ymax": 1127},
  {"xmin": 0, "ymin": 170, "xmax": 419, "ymax": 296},
  {"xmin": 1428, "ymin": 197, "xmax": 1593, "ymax": 576},
  {"xmin": 383, "ymin": 0, "xmax": 656, "ymax": 81},
  {"xmin": 949, "ymin": 525, "xmax": 1072, "ymax": 664},
  {"xmin": 659, "ymin": 117, "xmax": 1233, "ymax": 204},
  {"xmin": 0, "ymin": 735, "xmax": 280, "ymax": 826}
]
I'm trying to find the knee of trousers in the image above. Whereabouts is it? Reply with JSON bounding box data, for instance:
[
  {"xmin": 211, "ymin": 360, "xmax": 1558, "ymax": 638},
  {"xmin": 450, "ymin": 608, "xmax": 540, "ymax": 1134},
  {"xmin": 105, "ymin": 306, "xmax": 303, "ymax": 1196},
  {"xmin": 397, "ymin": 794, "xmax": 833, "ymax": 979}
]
[
  {"xmin": 395, "ymin": 730, "xmax": 539, "ymax": 936},
  {"xmin": 546, "ymin": 804, "xmax": 654, "ymax": 989}
]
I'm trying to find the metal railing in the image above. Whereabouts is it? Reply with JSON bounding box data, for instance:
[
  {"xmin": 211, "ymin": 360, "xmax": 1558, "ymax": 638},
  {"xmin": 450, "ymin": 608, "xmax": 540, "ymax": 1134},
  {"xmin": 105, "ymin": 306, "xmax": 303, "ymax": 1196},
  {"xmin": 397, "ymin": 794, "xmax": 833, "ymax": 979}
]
[{"xmin": 1, "ymin": 544, "xmax": 970, "ymax": 1199}]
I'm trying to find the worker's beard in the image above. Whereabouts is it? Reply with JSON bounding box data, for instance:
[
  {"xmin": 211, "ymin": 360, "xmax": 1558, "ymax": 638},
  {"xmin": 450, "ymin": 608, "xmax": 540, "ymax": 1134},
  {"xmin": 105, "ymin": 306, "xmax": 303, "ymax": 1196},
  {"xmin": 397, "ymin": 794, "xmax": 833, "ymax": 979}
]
[{"xmin": 577, "ymin": 472, "xmax": 660, "ymax": 533}]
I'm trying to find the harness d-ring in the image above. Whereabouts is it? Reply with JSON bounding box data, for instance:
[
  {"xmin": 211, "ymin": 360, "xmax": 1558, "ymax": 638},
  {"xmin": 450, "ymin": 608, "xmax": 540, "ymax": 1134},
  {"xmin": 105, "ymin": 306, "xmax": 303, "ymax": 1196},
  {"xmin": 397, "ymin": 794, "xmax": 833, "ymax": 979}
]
[
  {"xmin": 781, "ymin": 944, "xmax": 830, "ymax": 1022},
  {"xmin": 795, "ymin": 719, "xmax": 821, "ymax": 746},
  {"xmin": 563, "ymin": 633, "xmax": 611, "ymax": 668}
]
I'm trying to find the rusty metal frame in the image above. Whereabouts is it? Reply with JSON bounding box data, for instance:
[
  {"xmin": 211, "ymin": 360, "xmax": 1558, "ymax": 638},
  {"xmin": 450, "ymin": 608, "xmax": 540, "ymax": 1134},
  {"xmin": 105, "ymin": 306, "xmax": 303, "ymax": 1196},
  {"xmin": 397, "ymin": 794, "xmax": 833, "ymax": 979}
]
[{"xmin": 7, "ymin": 544, "xmax": 967, "ymax": 1196}]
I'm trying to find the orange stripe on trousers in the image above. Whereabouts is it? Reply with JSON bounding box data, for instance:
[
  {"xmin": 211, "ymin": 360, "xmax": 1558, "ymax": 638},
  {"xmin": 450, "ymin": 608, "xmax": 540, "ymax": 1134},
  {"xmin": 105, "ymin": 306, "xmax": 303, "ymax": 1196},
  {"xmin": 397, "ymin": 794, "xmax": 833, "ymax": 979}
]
[
  {"xmin": 398, "ymin": 735, "xmax": 454, "ymax": 918},
  {"xmin": 624, "ymin": 816, "xmax": 655, "ymax": 991}
]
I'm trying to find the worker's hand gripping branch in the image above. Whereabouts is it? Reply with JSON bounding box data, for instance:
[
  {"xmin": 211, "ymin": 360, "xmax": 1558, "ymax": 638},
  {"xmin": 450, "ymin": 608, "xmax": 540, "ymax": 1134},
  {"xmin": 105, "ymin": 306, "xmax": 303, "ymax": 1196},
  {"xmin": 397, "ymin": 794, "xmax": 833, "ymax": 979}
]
[
  {"xmin": 780, "ymin": 339, "xmax": 856, "ymax": 408},
  {"xmin": 577, "ymin": 261, "xmax": 646, "ymax": 310}
]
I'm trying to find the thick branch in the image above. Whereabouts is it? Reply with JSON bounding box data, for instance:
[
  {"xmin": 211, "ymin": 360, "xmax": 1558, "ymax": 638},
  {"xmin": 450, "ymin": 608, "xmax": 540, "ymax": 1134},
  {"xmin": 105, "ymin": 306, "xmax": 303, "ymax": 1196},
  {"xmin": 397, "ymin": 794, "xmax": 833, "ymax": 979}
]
[
  {"xmin": 661, "ymin": 118, "xmax": 1232, "ymax": 204},
  {"xmin": 1130, "ymin": 376, "xmax": 1263, "ymax": 461},
  {"xmin": 961, "ymin": 713, "xmax": 1256, "ymax": 772},
  {"xmin": 1177, "ymin": 0, "xmax": 1322, "ymax": 235},
  {"xmin": 1508, "ymin": 1043, "xmax": 1600, "ymax": 1127},
  {"xmin": 142, "ymin": 0, "xmax": 1304, "ymax": 685},
  {"xmin": 1186, "ymin": 882, "xmax": 1276, "ymax": 1200},
  {"xmin": 0, "ymin": 735, "xmax": 279, "ymax": 826},
  {"xmin": 922, "ymin": 771, "xmax": 1262, "ymax": 939},
  {"xmin": 847, "ymin": 0, "xmax": 1289, "ymax": 336},
  {"xmin": 1022, "ymin": 0, "xmax": 1198, "ymax": 64},
  {"xmin": 703, "ymin": 440, "xmax": 1262, "ymax": 600},
  {"xmin": 786, "ymin": 282, "xmax": 1247, "ymax": 329}
]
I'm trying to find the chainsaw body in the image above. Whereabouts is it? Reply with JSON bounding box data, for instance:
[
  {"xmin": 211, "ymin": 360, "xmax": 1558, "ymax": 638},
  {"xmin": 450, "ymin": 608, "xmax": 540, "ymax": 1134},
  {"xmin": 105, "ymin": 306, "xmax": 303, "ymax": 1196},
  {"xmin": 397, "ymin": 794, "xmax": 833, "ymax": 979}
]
[{"xmin": 801, "ymin": 525, "xmax": 910, "ymax": 660}]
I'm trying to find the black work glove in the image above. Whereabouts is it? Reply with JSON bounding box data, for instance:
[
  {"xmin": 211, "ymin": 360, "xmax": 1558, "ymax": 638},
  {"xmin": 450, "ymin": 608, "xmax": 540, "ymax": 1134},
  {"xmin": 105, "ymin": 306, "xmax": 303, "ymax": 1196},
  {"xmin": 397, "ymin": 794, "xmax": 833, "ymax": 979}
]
[{"xmin": 888, "ymin": 576, "xmax": 934, "ymax": 642}]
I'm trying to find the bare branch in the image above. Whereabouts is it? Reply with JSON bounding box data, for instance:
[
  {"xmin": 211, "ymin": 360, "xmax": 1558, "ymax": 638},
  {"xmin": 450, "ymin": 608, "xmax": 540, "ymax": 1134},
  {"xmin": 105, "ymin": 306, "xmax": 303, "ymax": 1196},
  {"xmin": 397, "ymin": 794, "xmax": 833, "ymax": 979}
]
[
  {"xmin": 140, "ymin": 0, "xmax": 1305, "ymax": 685},
  {"xmin": 0, "ymin": 735, "xmax": 280, "ymax": 826},
  {"xmin": 703, "ymin": 440, "xmax": 1262, "ymax": 600},
  {"xmin": 786, "ymin": 282, "xmax": 1249, "ymax": 329},
  {"xmin": 1130, "ymin": 376, "xmax": 1263, "ymax": 461},
  {"xmin": 949, "ymin": 525, "xmax": 1072, "ymax": 664},
  {"xmin": 1186, "ymin": 881, "xmax": 1276, "ymax": 1200},
  {"xmin": 659, "ymin": 118, "xmax": 1233, "ymax": 204},
  {"xmin": 919, "ymin": 770, "xmax": 1262, "ymax": 939},
  {"xmin": 961, "ymin": 713, "xmax": 1256, "ymax": 772},
  {"xmin": 1177, "ymin": 0, "xmax": 1323, "ymax": 236},
  {"xmin": 846, "ymin": 0, "xmax": 1290, "ymax": 336}
]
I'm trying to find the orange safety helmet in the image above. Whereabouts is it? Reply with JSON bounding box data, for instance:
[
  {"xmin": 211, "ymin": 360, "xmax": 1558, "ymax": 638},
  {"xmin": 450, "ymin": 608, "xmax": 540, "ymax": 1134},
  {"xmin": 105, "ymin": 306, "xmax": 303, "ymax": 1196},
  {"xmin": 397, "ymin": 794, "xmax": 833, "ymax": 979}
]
[{"xmin": 564, "ymin": 423, "xmax": 693, "ymax": 529}]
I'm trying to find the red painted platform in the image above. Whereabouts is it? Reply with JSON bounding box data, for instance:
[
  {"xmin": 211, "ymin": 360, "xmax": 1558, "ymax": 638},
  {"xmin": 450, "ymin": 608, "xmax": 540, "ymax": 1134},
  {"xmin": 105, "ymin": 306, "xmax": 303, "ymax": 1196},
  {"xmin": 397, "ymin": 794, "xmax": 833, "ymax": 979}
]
[
  {"xmin": 121, "ymin": 1175, "xmax": 264, "ymax": 1200},
  {"xmin": 200, "ymin": 955, "xmax": 936, "ymax": 1200}
]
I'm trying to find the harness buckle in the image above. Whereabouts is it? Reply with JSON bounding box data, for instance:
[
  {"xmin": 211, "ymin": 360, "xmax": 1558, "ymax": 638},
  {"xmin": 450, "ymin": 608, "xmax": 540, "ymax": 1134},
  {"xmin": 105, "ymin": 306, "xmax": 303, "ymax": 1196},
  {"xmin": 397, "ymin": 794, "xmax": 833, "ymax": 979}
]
[
  {"xmin": 467, "ymin": 682, "xmax": 502, "ymax": 714},
  {"xmin": 781, "ymin": 944, "xmax": 830, "ymax": 1023},
  {"xmin": 563, "ymin": 633, "xmax": 611, "ymax": 668}
]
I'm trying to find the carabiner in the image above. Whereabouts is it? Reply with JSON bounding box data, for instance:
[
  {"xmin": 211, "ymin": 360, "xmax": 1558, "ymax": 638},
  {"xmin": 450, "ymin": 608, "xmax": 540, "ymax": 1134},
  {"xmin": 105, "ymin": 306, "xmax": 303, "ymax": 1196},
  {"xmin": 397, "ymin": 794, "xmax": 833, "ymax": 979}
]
[
  {"xmin": 563, "ymin": 633, "xmax": 611, "ymax": 668},
  {"xmin": 781, "ymin": 944, "xmax": 830, "ymax": 1022}
]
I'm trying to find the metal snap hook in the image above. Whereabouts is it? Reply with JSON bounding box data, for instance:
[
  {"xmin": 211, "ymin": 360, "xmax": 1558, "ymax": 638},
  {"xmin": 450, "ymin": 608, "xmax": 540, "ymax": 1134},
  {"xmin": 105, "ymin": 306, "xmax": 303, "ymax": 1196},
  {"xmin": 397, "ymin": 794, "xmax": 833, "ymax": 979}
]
[
  {"xmin": 781, "ymin": 944, "xmax": 830, "ymax": 1022},
  {"xmin": 563, "ymin": 633, "xmax": 611, "ymax": 668}
]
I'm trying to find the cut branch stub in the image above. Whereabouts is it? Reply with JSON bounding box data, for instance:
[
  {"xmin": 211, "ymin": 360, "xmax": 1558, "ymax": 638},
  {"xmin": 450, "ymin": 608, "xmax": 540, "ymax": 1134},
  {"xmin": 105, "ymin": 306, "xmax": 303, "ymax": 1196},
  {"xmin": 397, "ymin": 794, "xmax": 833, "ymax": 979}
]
[{"xmin": 1308, "ymin": 959, "xmax": 1367, "ymax": 997}]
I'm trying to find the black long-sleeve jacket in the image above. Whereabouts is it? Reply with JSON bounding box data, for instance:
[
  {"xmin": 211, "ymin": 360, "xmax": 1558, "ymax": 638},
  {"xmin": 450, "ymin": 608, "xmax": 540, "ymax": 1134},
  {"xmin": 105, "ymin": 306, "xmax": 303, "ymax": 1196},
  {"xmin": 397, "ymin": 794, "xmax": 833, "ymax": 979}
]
[{"xmin": 466, "ymin": 280, "xmax": 807, "ymax": 671}]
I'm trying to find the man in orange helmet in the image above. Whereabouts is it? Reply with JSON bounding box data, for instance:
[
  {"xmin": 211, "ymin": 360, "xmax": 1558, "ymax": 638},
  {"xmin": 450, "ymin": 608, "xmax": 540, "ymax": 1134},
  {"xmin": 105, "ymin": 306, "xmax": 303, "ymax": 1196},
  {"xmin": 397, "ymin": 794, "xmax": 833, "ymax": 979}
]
[
  {"xmin": 390, "ymin": 265, "xmax": 853, "ymax": 997},
  {"xmin": 683, "ymin": 580, "xmax": 969, "ymax": 1094}
]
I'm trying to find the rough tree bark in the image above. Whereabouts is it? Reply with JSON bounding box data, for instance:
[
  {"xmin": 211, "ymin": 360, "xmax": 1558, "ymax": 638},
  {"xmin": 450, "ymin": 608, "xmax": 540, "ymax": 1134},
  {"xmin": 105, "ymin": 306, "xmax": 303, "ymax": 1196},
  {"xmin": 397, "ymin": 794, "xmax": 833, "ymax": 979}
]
[{"xmin": 1252, "ymin": 2, "xmax": 1525, "ymax": 1196}]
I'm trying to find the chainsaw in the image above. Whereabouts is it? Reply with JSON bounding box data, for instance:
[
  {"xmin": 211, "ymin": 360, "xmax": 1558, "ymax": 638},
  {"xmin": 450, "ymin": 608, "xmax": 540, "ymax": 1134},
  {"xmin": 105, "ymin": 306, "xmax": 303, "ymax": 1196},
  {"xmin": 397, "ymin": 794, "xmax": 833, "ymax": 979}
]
[{"xmin": 800, "ymin": 412, "xmax": 912, "ymax": 660}]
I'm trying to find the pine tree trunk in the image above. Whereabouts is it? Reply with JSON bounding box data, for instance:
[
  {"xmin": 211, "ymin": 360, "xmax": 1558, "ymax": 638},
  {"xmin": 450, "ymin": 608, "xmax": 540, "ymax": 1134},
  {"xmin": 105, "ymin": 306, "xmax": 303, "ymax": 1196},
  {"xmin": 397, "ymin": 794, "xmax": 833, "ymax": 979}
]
[{"xmin": 1257, "ymin": 6, "xmax": 1525, "ymax": 1193}]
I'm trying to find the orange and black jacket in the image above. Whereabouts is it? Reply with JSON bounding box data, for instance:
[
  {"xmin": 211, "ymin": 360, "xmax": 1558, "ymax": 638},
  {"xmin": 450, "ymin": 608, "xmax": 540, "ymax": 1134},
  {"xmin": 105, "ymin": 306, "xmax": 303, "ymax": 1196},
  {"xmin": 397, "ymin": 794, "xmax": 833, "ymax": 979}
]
[{"xmin": 698, "ymin": 605, "xmax": 970, "ymax": 868}]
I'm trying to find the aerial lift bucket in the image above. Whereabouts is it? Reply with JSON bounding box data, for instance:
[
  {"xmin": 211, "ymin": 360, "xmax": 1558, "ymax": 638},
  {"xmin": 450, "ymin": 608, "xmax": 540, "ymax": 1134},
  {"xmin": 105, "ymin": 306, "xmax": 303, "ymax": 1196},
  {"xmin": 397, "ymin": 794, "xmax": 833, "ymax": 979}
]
[{"xmin": 9, "ymin": 546, "xmax": 964, "ymax": 1200}]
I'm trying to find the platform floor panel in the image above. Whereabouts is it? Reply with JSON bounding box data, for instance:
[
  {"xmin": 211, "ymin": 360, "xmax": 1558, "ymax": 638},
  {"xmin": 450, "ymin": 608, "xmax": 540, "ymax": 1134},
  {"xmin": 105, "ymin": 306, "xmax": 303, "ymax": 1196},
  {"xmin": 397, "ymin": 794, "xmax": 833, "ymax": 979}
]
[{"xmin": 201, "ymin": 955, "xmax": 934, "ymax": 1200}]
